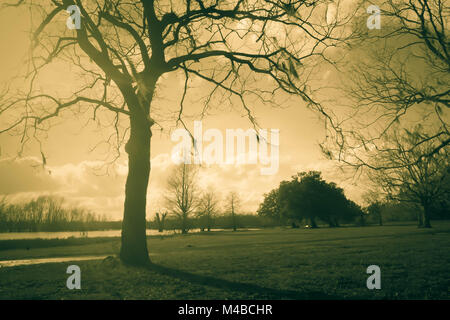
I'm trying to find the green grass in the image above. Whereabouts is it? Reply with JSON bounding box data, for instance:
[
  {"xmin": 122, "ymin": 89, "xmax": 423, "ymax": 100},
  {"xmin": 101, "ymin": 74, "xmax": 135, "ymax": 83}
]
[{"xmin": 0, "ymin": 221, "xmax": 449, "ymax": 299}]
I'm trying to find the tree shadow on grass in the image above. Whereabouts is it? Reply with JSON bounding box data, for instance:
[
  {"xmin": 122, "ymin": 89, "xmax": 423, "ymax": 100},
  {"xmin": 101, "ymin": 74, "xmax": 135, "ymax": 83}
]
[{"xmin": 147, "ymin": 263, "xmax": 342, "ymax": 300}]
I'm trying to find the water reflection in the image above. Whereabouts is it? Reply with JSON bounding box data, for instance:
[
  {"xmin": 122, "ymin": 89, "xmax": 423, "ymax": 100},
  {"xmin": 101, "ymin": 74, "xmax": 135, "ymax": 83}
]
[
  {"xmin": 0, "ymin": 228, "xmax": 259, "ymax": 240},
  {"xmin": 0, "ymin": 255, "xmax": 108, "ymax": 267}
]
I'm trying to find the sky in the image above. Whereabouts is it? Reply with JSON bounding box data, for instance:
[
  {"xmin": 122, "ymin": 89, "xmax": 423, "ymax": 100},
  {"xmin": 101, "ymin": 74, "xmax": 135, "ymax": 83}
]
[{"xmin": 0, "ymin": 1, "xmax": 368, "ymax": 220}]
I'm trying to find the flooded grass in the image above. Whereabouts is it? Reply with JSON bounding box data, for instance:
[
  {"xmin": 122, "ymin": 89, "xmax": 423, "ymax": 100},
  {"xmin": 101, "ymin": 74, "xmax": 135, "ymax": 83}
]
[{"xmin": 0, "ymin": 222, "xmax": 449, "ymax": 299}]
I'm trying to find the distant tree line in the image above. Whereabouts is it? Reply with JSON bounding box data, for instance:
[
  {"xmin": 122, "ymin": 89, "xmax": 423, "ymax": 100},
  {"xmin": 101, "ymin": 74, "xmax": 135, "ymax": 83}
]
[
  {"xmin": 150, "ymin": 199, "xmax": 448, "ymax": 232},
  {"xmin": 158, "ymin": 167, "xmax": 449, "ymax": 234},
  {"xmin": 4, "ymin": 166, "xmax": 446, "ymax": 234},
  {"xmin": 258, "ymin": 170, "xmax": 449, "ymax": 229},
  {"xmin": 363, "ymin": 199, "xmax": 450, "ymax": 227},
  {"xmin": 0, "ymin": 196, "xmax": 110, "ymax": 232},
  {"xmin": 148, "ymin": 213, "xmax": 278, "ymax": 232}
]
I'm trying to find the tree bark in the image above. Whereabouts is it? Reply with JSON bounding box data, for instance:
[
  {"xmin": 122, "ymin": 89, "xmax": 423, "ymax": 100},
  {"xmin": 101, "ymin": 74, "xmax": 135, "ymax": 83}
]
[
  {"xmin": 181, "ymin": 214, "xmax": 188, "ymax": 234},
  {"xmin": 120, "ymin": 108, "xmax": 152, "ymax": 266}
]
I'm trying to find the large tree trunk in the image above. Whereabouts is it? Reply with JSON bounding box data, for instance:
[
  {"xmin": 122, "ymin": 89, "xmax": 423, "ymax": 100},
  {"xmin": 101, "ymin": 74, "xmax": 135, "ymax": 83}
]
[{"xmin": 120, "ymin": 109, "xmax": 152, "ymax": 266}]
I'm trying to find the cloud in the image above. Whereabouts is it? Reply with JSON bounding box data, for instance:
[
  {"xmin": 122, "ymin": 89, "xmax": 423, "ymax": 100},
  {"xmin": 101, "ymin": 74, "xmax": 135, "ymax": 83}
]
[
  {"xmin": 0, "ymin": 157, "xmax": 60, "ymax": 194},
  {"xmin": 49, "ymin": 160, "xmax": 126, "ymax": 198},
  {"xmin": 0, "ymin": 149, "xmax": 365, "ymax": 221},
  {"xmin": 0, "ymin": 157, "xmax": 127, "ymax": 219}
]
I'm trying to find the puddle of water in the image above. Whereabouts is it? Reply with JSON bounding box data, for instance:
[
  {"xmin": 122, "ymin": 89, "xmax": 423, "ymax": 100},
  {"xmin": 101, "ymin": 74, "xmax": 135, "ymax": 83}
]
[{"xmin": 0, "ymin": 255, "xmax": 108, "ymax": 268}]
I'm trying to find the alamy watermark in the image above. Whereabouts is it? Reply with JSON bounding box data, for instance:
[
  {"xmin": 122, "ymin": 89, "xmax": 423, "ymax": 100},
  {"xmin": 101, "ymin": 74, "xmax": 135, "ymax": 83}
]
[
  {"xmin": 66, "ymin": 5, "xmax": 81, "ymax": 30},
  {"xmin": 366, "ymin": 265, "xmax": 381, "ymax": 289},
  {"xmin": 171, "ymin": 121, "xmax": 279, "ymax": 175},
  {"xmin": 66, "ymin": 264, "xmax": 81, "ymax": 289},
  {"xmin": 367, "ymin": 5, "xmax": 381, "ymax": 30},
  {"xmin": 65, "ymin": 4, "xmax": 381, "ymax": 31}
]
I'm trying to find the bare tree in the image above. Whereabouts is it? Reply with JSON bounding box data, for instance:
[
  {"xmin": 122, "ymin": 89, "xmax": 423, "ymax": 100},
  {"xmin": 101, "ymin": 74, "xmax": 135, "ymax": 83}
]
[
  {"xmin": 165, "ymin": 163, "xmax": 198, "ymax": 234},
  {"xmin": 154, "ymin": 210, "xmax": 167, "ymax": 232},
  {"xmin": 362, "ymin": 189, "xmax": 385, "ymax": 226},
  {"xmin": 321, "ymin": 0, "xmax": 449, "ymax": 171},
  {"xmin": 226, "ymin": 191, "xmax": 241, "ymax": 231},
  {"xmin": 197, "ymin": 190, "xmax": 219, "ymax": 231},
  {"xmin": 368, "ymin": 126, "xmax": 450, "ymax": 228},
  {"xmin": 0, "ymin": 0, "xmax": 352, "ymax": 265}
]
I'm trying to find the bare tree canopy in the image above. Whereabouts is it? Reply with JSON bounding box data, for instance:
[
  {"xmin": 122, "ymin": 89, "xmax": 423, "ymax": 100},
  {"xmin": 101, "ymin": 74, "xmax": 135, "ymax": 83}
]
[
  {"xmin": 368, "ymin": 126, "xmax": 450, "ymax": 227},
  {"xmin": 165, "ymin": 163, "xmax": 199, "ymax": 234},
  {"xmin": 320, "ymin": 0, "xmax": 449, "ymax": 171},
  {"xmin": 0, "ymin": 0, "xmax": 353, "ymax": 265},
  {"xmin": 197, "ymin": 190, "xmax": 219, "ymax": 231},
  {"xmin": 226, "ymin": 191, "xmax": 241, "ymax": 231}
]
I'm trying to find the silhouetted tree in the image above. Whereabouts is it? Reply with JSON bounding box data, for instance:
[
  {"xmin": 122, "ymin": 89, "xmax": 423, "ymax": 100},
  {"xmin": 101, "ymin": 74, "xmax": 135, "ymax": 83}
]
[
  {"xmin": 197, "ymin": 191, "xmax": 218, "ymax": 232},
  {"xmin": 226, "ymin": 192, "xmax": 240, "ymax": 231},
  {"xmin": 368, "ymin": 127, "xmax": 450, "ymax": 228},
  {"xmin": 317, "ymin": 181, "xmax": 360, "ymax": 227},
  {"xmin": 165, "ymin": 163, "xmax": 199, "ymax": 234},
  {"xmin": 278, "ymin": 171, "xmax": 359, "ymax": 227},
  {"xmin": 321, "ymin": 0, "xmax": 449, "ymax": 172},
  {"xmin": 362, "ymin": 189, "xmax": 386, "ymax": 226},
  {"xmin": 278, "ymin": 173, "xmax": 317, "ymax": 227},
  {"xmin": 365, "ymin": 201, "xmax": 383, "ymax": 226},
  {"xmin": 257, "ymin": 188, "xmax": 282, "ymax": 223},
  {"xmin": 0, "ymin": 0, "xmax": 353, "ymax": 265},
  {"xmin": 154, "ymin": 211, "xmax": 167, "ymax": 232}
]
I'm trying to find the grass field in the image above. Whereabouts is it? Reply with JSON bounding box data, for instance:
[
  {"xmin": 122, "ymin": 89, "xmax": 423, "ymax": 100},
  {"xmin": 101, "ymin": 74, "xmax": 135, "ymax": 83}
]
[{"xmin": 0, "ymin": 221, "xmax": 449, "ymax": 299}]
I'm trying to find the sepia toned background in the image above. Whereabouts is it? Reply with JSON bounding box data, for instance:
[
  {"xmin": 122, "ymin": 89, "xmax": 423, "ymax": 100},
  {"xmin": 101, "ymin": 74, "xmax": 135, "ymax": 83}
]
[{"xmin": 0, "ymin": 3, "xmax": 363, "ymax": 219}]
